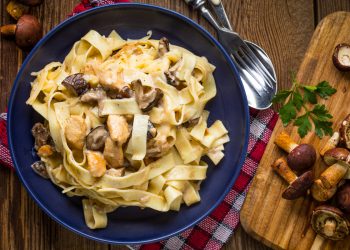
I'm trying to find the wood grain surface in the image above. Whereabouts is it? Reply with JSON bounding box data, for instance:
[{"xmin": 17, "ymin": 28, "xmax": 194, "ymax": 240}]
[
  {"xmin": 0, "ymin": 0, "xmax": 349, "ymax": 249},
  {"xmin": 240, "ymin": 11, "xmax": 350, "ymax": 250}
]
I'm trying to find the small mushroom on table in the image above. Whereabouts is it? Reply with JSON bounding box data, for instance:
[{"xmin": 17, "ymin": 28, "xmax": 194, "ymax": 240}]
[
  {"xmin": 320, "ymin": 132, "xmax": 340, "ymax": 157},
  {"xmin": 274, "ymin": 132, "xmax": 316, "ymax": 173},
  {"xmin": 320, "ymin": 148, "xmax": 350, "ymax": 189},
  {"xmin": 340, "ymin": 114, "xmax": 350, "ymax": 150},
  {"xmin": 1, "ymin": 14, "xmax": 42, "ymax": 48},
  {"xmin": 271, "ymin": 157, "xmax": 314, "ymax": 200},
  {"xmin": 333, "ymin": 43, "xmax": 350, "ymax": 72},
  {"xmin": 336, "ymin": 182, "xmax": 350, "ymax": 213},
  {"xmin": 311, "ymin": 205, "xmax": 349, "ymax": 240}
]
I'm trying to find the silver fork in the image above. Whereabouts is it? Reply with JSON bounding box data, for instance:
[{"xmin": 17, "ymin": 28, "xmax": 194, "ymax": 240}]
[{"xmin": 184, "ymin": 0, "xmax": 277, "ymax": 109}]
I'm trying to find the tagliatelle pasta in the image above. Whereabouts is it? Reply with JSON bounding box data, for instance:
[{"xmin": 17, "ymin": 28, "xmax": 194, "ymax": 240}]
[{"xmin": 27, "ymin": 30, "xmax": 230, "ymax": 229}]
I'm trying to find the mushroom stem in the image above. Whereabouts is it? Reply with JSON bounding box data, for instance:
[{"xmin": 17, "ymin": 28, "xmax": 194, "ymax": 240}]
[
  {"xmin": 320, "ymin": 162, "xmax": 348, "ymax": 189},
  {"xmin": 311, "ymin": 179, "xmax": 337, "ymax": 202},
  {"xmin": 320, "ymin": 132, "xmax": 340, "ymax": 157},
  {"xmin": 271, "ymin": 157, "xmax": 297, "ymax": 184},
  {"xmin": 0, "ymin": 24, "xmax": 16, "ymax": 36},
  {"xmin": 323, "ymin": 219, "xmax": 336, "ymax": 237},
  {"xmin": 274, "ymin": 132, "xmax": 299, "ymax": 153}
]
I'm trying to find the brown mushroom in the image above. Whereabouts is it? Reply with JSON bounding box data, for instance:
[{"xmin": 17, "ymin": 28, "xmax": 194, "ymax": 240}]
[
  {"xmin": 1, "ymin": 15, "xmax": 42, "ymax": 48},
  {"xmin": 336, "ymin": 182, "xmax": 350, "ymax": 213},
  {"xmin": 340, "ymin": 114, "xmax": 350, "ymax": 150},
  {"xmin": 274, "ymin": 132, "xmax": 316, "ymax": 173},
  {"xmin": 80, "ymin": 88, "xmax": 107, "ymax": 104},
  {"xmin": 158, "ymin": 37, "xmax": 170, "ymax": 57},
  {"xmin": 86, "ymin": 126, "xmax": 108, "ymax": 151},
  {"xmin": 31, "ymin": 122, "xmax": 51, "ymax": 150},
  {"xmin": 147, "ymin": 121, "xmax": 157, "ymax": 140},
  {"xmin": 62, "ymin": 73, "xmax": 89, "ymax": 96},
  {"xmin": 320, "ymin": 148, "xmax": 350, "ymax": 189},
  {"xmin": 31, "ymin": 161, "xmax": 49, "ymax": 179},
  {"xmin": 320, "ymin": 132, "xmax": 340, "ymax": 157},
  {"xmin": 311, "ymin": 179, "xmax": 337, "ymax": 202},
  {"xmin": 132, "ymin": 80, "xmax": 163, "ymax": 112},
  {"xmin": 271, "ymin": 157, "xmax": 314, "ymax": 200},
  {"xmin": 18, "ymin": 0, "xmax": 43, "ymax": 6},
  {"xmin": 311, "ymin": 205, "xmax": 349, "ymax": 240},
  {"xmin": 183, "ymin": 117, "xmax": 200, "ymax": 128},
  {"xmin": 333, "ymin": 43, "xmax": 350, "ymax": 71},
  {"xmin": 6, "ymin": 0, "xmax": 29, "ymax": 20},
  {"xmin": 164, "ymin": 58, "xmax": 186, "ymax": 89}
]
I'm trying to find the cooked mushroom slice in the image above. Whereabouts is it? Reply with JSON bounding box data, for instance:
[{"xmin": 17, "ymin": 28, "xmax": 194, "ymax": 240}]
[
  {"xmin": 103, "ymin": 137, "xmax": 124, "ymax": 168},
  {"xmin": 320, "ymin": 148, "xmax": 350, "ymax": 189},
  {"xmin": 107, "ymin": 115, "xmax": 130, "ymax": 145},
  {"xmin": 132, "ymin": 80, "xmax": 163, "ymax": 112},
  {"xmin": 105, "ymin": 167, "xmax": 125, "ymax": 177},
  {"xmin": 62, "ymin": 73, "xmax": 89, "ymax": 96},
  {"xmin": 164, "ymin": 71, "xmax": 180, "ymax": 87},
  {"xmin": 275, "ymin": 132, "xmax": 316, "ymax": 173},
  {"xmin": 158, "ymin": 37, "xmax": 170, "ymax": 57},
  {"xmin": 86, "ymin": 150, "xmax": 106, "ymax": 177},
  {"xmin": 147, "ymin": 121, "xmax": 157, "ymax": 140},
  {"xmin": 340, "ymin": 114, "xmax": 350, "ymax": 150},
  {"xmin": 320, "ymin": 132, "xmax": 340, "ymax": 157},
  {"xmin": 311, "ymin": 205, "xmax": 349, "ymax": 240},
  {"xmin": 333, "ymin": 44, "xmax": 350, "ymax": 71},
  {"xmin": 86, "ymin": 126, "xmax": 109, "ymax": 151},
  {"xmin": 31, "ymin": 122, "xmax": 50, "ymax": 150},
  {"xmin": 271, "ymin": 157, "xmax": 314, "ymax": 200},
  {"xmin": 80, "ymin": 88, "xmax": 107, "ymax": 104},
  {"xmin": 31, "ymin": 161, "xmax": 49, "ymax": 179},
  {"xmin": 311, "ymin": 179, "xmax": 337, "ymax": 202},
  {"xmin": 183, "ymin": 117, "xmax": 200, "ymax": 128},
  {"xmin": 107, "ymin": 86, "xmax": 134, "ymax": 99},
  {"xmin": 65, "ymin": 116, "xmax": 87, "ymax": 150},
  {"xmin": 336, "ymin": 182, "xmax": 350, "ymax": 213}
]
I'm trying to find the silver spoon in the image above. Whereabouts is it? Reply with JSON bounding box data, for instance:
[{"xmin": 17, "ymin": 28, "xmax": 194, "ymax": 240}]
[{"xmin": 184, "ymin": 0, "xmax": 277, "ymax": 110}]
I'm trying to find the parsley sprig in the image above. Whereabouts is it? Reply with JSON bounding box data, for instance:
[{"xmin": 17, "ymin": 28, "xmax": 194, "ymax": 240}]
[{"xmin": 272, "ymin": 76, "xmax": 336, "ymax": 138}]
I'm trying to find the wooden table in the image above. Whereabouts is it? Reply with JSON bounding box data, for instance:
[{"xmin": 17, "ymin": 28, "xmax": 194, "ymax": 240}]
[{"xmin": 1, "ymin": 0, "xmax": 350, "ymax": 249}]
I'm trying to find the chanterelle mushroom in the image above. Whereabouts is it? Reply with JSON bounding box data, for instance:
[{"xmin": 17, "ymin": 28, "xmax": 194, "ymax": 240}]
[
  {"xmin": 311, "ymin": 205, "xmax": 349, "ymax": 240},
  {"xmin": 65, "ymin": 116, "xmax": 87, "ymax": 150},
  {"xmin": 320, "ymin": 148, "xmax": 350, "ymax": 189},
  {"xmin": 271, "ymin": 157, "xmax": 314, "ymax": 200},
  {"xmin": 132, "ymin": 80, "xmax": 163, "ymax": 112},
  {"xmin": 275, "ymin": 132, "xmax": 316, "ymax": 173},
  {"xmin": 340, "ymin": 114, "xmax": 350, "ymax": 150},
  {"xmin": 62, "ymin": 73, "xmax": 89, "ymax": 96},
  {"xmin": 86, "ymin": 126, "xmax": 108, "ymax": 151}
]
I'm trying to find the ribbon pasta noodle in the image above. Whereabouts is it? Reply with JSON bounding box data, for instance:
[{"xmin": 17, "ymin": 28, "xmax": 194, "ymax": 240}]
[{"xmin": 27, "ymin": 30, "xmax": 230, "ymax": 229}]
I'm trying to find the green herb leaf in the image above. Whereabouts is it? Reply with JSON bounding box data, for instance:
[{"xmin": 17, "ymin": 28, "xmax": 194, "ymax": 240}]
[
  {"xmin": 315, "ymin": 81, "xmax": 337, "ymax": 99},
  {"xmin": 279, "ymin": 101, "xmax": 296, "ymax": 127},
  {"xmin": 292, "ymin": 91, "xmax": 303, "ymax": 111},
  {"xmin": 312, "ymin": 118, "xmax": 333, "ymax": 138},
  {"xmin": 272, "ymin": 90, "xmax": 291, "ymax": 104},
  {"xmin": 303, "ymin": 85, "xmax": 317, "ymax": 92},
  {"xmin": 303, "ymin": 88, "xmax": 317, "ymax": 104},
  {"xmin": 311, "ymin": 104, "xmax": 333, "ymax": 121},
  {"xmin": 294, "ymin": 114, "xmax": 312, "ymax": 138}
]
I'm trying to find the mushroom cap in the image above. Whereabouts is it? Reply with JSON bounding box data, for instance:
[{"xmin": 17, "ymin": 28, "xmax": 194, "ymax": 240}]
[
  {"xmin": 339, "ymin": 114, "xmax": 350, "ymax": 150},
  {"xmin": 86, "ymin": 126, "xmax": 109, "ymax": 151},
  {"xmin": 311, "ymin": 205, "xmax": 349, "ymax": 240},
  {"xmin": 323, "ymin": 147, "xmax": 350, "ymax": 166},
  {"xmin": 15, "ymin": 15, "xmax": 42, "ymax": 48},
  {"xmin": 287, "ymin": 144, "xmax": 316, "ymax": 173},
  {"xmin": 282, "ymin": 170, "xmax": 314, "ymax": 200},
  {"xmin": 18, "ymin": 0, "xmax": 43, "ymax": 6},
  {"xmin": 333, "ymin": 43, "xmax": 350, "ymax": 71},
  {"xmin": 336, "ymin": 182, "xmax": 350, "ymax": 213}
]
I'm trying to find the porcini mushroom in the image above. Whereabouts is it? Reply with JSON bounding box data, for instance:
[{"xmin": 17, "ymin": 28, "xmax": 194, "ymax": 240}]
[
  {"xmin": 147, "ymin": 121, "xmax": 157, "ymax": 140},
  {"xmin": 333, "ymin": 43, "xmax": 350, "ymax": 71},
  {"xmin": 320, "ymin": 132, "xmax": 340, "ymax": 157},
  {"xmin": 132, "ymin": 80, "xmax": 163, "ymax": 112},
  {"xmin": 271, "ymin": 157, "xmax": 314, "ymax": 200},
  {"xmin": 0, "ymin": 14, "xmax": 42, "ymax": 48},
  {"xmin": 336, "ymin": 182, "xmax": 350, "ymax": 213},
  {"xmin": 6, "ymin": 0, "xmax": 29, "ymax": 20},
  {"xmin": 80, "ymin": 88, "xmax": 107, "ymax": 104},
  {"xmin": 320, "ymin": 148, "xmax": 350, "ymax": 189},
  {"xmin": 62, "ymin": 73, "xmax": 89, "ymax": 96},
  {"xmin": 311, "ymin": 179, "xmax": 337, "ymax": 202},
  {"xmin": 274, "ymin": 132, "xmax": 316, "ymax": 173},
  {"xmin": 31, "ymin": 161, "xmax": 49, "ymax": 179},
  {"xmin": 158, "ymin": 37, "xmax": 170, "ymax": 57},
  {"xmin": 340, "ymin": 114, "xmax": 350, "ymax": 150},
  {"xmin": 311, "ymin": 205, "xmax": 349, "ymax": 240},
  {"xmin": 18, "ymin": 0, "xmax": 43, "ymax": 6},
  {"xmin": 86, "ymin": 126, "xmax": 109, "ymax": 151},
  {"xmin": 31, "ymin": 122, "xmax": 51, "ymax": 150}
]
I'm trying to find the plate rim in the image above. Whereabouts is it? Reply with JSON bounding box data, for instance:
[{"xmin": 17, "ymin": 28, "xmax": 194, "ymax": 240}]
[{"xmin": 7, "ymin": 3, "xmax": 250, "ymax": 245}]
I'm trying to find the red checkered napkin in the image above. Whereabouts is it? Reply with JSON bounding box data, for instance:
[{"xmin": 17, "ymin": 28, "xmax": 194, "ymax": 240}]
[{"xmin": 0, "ymin": 0, "xmax": 279, "ymax": 249}]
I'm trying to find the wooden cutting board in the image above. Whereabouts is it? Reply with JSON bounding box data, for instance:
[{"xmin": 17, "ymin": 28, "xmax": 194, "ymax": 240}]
[{"xmin": 240, "ymin": 11, "xmax": 350, "ymax": 250}]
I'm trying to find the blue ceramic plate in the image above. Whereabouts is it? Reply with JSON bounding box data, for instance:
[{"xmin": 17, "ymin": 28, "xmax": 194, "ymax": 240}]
[{"xmin": 7, "ymin": 3, "xmax": 249, "ymax": 245}]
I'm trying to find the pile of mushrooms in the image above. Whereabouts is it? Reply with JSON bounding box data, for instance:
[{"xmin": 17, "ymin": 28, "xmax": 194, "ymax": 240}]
[
  {"xmin": 1, "ymin": 0, "xmax": 43, "ymax": 49},
  {"xmin": 271, "ymin": 114, "xmax": 350, "ymax": 241}
]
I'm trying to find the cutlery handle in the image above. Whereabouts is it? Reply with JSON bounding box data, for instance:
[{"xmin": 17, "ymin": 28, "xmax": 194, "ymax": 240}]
[
  {"xmin": 208, "ymin": 0, "xmax": 233, "ymax": 30},
  {"xmin": 199, "ymin": 5, "xmax": 224, "ymax": 31}
]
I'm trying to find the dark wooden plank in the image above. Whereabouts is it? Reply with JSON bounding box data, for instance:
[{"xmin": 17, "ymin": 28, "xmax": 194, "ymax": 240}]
[{"xmin": 316, "ymin": 0, "xmax": 350, "ymax": 22}]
